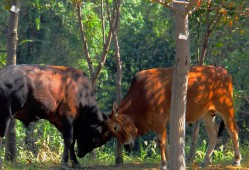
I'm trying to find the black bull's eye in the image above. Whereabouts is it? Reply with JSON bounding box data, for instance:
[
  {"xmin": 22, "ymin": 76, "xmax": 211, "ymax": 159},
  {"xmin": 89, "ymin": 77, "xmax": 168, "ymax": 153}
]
[{"xmin": 93, "ymin": 138, "xmax": 100, "ymax": 146}]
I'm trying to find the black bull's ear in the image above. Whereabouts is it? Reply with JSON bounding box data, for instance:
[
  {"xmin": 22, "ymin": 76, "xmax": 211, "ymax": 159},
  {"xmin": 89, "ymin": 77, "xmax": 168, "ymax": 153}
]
[{"xmin": 91, "ymin": 124, "xmax": 111, "ymax": 138}]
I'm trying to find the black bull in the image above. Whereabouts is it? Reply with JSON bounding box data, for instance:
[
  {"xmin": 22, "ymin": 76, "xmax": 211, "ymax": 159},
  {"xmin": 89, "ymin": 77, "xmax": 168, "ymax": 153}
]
[{"xmin": 0, "ymin": 65, "xmax": 111, "ymax": 168}]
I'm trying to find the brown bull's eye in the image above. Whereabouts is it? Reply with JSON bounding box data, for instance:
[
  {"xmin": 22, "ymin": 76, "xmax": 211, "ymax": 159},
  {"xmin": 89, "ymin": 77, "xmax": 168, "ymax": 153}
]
[{"xmin": 113, "ymin": 124, "xmax": 118, "ymax": 131}]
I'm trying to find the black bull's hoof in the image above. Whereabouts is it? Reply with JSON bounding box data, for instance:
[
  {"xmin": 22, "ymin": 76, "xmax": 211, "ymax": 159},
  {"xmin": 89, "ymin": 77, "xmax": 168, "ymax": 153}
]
[
  {"xmin": 72, "ymin": 162, "xmax": 82, "ymax": 169},
  {"xmin": 60, "ymin": 162, "xmax": 82, "ymax": 170}
]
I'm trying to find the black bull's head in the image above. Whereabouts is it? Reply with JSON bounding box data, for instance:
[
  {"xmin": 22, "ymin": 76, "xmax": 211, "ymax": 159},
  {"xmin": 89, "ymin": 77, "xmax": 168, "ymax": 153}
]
[
  {"xmin": 76, "ymin": 124, "xmax": 111, "ymax": 158},
  {"xmin": 75, "ymin": 114, "xmax": 112, "ymax": 158}
]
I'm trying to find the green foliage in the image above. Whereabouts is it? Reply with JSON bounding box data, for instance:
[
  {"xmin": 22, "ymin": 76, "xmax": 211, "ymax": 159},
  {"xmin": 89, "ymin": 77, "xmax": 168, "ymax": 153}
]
[
  {"xmin": 138, "ymin": 139, "xmax": 159, "ymax": 161},
  {"xmin": 0, "ymin": 0, "xmax": 249, "ymax": 168},
  {"xmin": 14, "ymin": 120, "xmax": 63, "ymax": 164},
  {"xmin": 0, "ymin": 53, "xmax": 6, "ymax": 67},
  {"xmin": 194, "ymin": 140, "xmax": 235, "ymax": 165},
  {"xmin": 2, "ymin": 137, "xmax": 249, "ymax": 169}
]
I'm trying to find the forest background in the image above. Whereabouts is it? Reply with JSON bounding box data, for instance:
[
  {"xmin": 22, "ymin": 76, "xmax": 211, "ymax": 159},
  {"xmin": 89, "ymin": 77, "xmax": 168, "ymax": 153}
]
[{"xmin": 0, "ymin": 0, "xmax": 248, "ymax": 169}]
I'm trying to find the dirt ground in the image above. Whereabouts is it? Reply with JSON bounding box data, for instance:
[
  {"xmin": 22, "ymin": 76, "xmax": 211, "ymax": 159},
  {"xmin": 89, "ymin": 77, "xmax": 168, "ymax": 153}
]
[
  {"xmin": 82, "ymin": 162, "xmax": 249, "ymax": 170},
  {"xmin": 3, "ymin": 157, "xmax": 249, "ymax": 170}
]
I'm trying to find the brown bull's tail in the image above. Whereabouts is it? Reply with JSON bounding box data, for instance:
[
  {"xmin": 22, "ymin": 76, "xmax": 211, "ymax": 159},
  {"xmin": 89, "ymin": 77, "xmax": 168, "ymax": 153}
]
[{"xmin": 218, "ymin": 120, "xmax": 225, "ymax": 137}]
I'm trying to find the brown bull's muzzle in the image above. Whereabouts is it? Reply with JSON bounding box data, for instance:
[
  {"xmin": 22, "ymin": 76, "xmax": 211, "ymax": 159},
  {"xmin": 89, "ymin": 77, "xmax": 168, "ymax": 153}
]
[{"xmin": 124, "ymin": 140, "xmax": 135, "ymax": 150}]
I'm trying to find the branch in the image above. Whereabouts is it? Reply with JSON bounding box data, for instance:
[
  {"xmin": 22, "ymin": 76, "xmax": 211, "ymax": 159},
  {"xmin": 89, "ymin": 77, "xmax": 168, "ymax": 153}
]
[
  {"xmin": 101, "ymin": 0, "xmax": 106, "ymax": 45},
  {"xmin": 92, "ymin": 0, "xmax": 115, "ymax": 85},
  {"xmin": 244, "ymin": 95, "xmax": 249, "ymax": 104},
  {"xmin": 173, "ymin": 0, "xmax": 189, "ymax": 5},
  {"xmin": 186, "ymin": 0, "xmax": 199, "ymax": 15},
  {"xmin": 76, "ymin": 3, "xmax": 94, "ymax": 84},
  {"xmin": 199, "ymin": 0, "xmax": 212, "ymax": 65},
  {"xmin": 209, "ymin": 10, "xmax": 222, "ymax": 35},
  {"xmin": 151, "ymin": 0, "xmax": 176, "ymax": 11}
]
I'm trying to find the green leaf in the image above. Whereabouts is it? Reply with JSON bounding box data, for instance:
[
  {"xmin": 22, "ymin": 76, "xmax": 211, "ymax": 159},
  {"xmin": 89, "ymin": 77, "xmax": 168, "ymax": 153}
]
[{"xmin": 216, "ymin": 42, "xmax": 223, "ymax": 48}]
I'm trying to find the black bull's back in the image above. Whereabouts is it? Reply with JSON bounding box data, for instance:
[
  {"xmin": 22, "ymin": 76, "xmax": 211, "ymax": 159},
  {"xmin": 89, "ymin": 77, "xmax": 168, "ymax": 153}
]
[{"xmin": 0, "ymin": 65, "xmax": 111, "ymax": 168}]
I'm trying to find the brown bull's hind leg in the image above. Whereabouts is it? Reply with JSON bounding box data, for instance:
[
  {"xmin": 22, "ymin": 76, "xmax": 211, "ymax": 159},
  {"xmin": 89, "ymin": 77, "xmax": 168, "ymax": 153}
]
[
  {"xmin": 217, "ymin": 98, "xmax": 241, "ymax": 166},
  {"xmin": 214, "ymin": 90, "xmax": 241, "ymax": 166},
  {"xmin": 202, "ymin": 113, "xmax": 218, "ymax": 166},
  {"xmin": 223, "ymin": 118, "xmax": 241, "ymax": 166},
  {"xmin": 157, "ymin": 128, "xmax": 168, "ymax": 170}
]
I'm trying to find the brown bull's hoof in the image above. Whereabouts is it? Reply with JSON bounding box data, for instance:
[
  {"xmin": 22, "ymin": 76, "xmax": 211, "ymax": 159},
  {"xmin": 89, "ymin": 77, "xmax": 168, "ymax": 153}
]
[
  {"xmin": 159, "ymin": 161, "xmax": 168, "ymax": 170},
  {"xmin": 232, "ymin": 161, "xmax": 241, "ymax": 167}
]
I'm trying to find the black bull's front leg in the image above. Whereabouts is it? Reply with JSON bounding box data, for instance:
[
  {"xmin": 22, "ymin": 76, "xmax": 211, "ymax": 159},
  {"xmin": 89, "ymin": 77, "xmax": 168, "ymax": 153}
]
[
  {"xmin": 0, "ymin": 136, "xmax": 3, "ymax": 168},
  {"xmin": 61, "ymin": 115, "xmax": 80, "ymax": 168}
]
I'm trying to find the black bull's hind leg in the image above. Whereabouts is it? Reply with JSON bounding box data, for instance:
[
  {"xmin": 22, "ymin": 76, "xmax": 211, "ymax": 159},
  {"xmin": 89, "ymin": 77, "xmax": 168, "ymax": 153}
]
[{"xmin": 61, "ymin": 115, "xmax": 80, "ymax": 169}]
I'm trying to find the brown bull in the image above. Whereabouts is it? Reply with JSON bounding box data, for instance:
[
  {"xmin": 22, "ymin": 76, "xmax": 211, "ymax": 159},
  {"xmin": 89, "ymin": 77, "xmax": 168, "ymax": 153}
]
[
  {"xmin": 0, "ymin": 65, "xmax": 111, "ymax": 168},
  {"xmin": 105, "ymin": 66, "xmax": 241, "ymax": 169}
]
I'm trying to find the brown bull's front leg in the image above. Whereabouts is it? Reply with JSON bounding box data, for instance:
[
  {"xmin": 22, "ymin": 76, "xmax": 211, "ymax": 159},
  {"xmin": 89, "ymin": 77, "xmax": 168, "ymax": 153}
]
[{"xmin": 61, "ymin": 115, "xmax": 80, "ymax": 169}]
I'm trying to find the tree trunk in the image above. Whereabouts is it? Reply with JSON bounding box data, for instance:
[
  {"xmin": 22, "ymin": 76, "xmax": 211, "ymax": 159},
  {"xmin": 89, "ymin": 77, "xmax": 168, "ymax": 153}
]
[
  {"xmin": 169, "ymin": 1, "xmax": 190, "ymax": 169},
  {"xmin": 111, "ymin": 0, "xmax": 123, "ymax": 165},
  {"xmin": 4, "ymin": 120, "xmax": 16, "ymax": 162},
  {"xmin": 4, "ymin": 0, "xmax": 21, "ymax": 163}
]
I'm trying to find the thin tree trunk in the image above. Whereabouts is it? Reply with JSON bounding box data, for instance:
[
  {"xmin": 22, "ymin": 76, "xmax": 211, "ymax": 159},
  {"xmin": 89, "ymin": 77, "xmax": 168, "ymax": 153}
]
[
  {"xmin": 76, "ymin": 3, "xmax": 94, "ymax": 85},
  {"xmin": 4, "ymin": 120, "xmax": 16, "ymax": 162},
  {"xmin": 111, "ymin": 0, "xmax": 123, "ymax": 165},
  {"xmin": 76, "ymin": 2, "xmax": 113, "ymax": 90},
  {"xmin": 4, "ymin": 0, "xmax": 21, "ymax": 163},
  {"xmin": 169, "ymin": 1, "xmax": 190, "ymax": 169}
]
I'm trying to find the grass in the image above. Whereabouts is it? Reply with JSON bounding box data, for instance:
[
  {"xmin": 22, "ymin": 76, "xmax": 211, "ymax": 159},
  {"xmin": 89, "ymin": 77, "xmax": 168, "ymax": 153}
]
[
  {"xmin": 2, "ymin": 122, "xmax": 249, "ymax": 169},
  {"xmin": 1, "ymin": 139, "xmax": 249, "ymax": 170}
]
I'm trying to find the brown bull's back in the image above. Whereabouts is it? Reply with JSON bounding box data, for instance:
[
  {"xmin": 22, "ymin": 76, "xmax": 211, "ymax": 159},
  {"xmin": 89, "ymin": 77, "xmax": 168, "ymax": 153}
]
[{"xmin": 118, "ymin": 66, "xmax": 233, "ymax": 134}]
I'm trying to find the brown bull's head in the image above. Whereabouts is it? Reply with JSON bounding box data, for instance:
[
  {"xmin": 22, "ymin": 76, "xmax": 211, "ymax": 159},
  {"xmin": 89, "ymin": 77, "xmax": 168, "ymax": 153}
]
[{"xmin": 103, "ymin": 103, "xmax": 138, "ymax": 147}]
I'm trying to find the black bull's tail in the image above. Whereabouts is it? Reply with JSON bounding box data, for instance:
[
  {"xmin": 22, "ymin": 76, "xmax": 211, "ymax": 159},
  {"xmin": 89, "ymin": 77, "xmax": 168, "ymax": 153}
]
[{"xmin": 218, "ymin": 120, "xmax": 225, "ymax": 137}]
